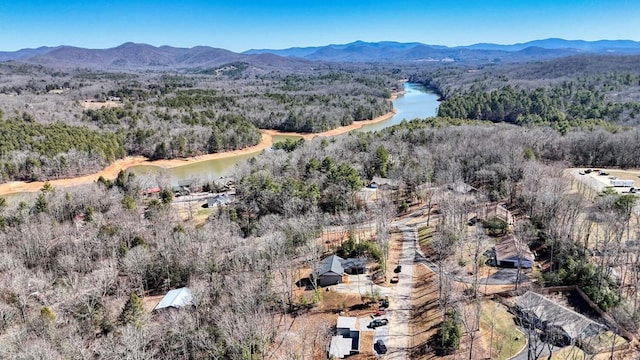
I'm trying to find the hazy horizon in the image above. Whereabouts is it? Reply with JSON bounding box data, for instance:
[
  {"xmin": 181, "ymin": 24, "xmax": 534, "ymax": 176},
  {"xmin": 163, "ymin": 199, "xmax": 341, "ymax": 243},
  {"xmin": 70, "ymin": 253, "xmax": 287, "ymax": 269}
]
[
  {"xmin": 3, "ymin": 37, "xmax": 640, "ymax": 54},
  {"xmin": 1, "ymin": 0, "xmax": 638, "ymax": 53}
]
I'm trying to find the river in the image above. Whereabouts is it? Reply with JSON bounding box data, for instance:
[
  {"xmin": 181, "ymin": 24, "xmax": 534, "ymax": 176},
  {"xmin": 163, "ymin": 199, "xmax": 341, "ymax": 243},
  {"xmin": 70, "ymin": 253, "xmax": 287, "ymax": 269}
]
[
  {"xmin": 128, "ymin": 83, "xmax": 439, "ymax": 185},
  {"xmin": 0, "ymin": 83, "xmax": 438, "ymax": 201}
]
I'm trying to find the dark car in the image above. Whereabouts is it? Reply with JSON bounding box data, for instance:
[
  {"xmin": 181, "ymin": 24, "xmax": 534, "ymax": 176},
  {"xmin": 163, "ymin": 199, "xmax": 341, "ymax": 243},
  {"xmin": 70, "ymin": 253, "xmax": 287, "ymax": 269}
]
[
  {"xmin": 394, "ymin": 265, "xmax": 402, "ymax": 273},
  {"xmin": 367, "ymin": 318, "xmax": 389, "ymax": 329},
  {"xmin": 379, "ymin": 297, "xmax": 389, "ymax": 308},
  {"xmin": 375, "ymin": 339, "xmax": 388, "ymax": 354},
  {"xmin": 468, "ymin": 216, "xmax": 480, "ymax": 226}
]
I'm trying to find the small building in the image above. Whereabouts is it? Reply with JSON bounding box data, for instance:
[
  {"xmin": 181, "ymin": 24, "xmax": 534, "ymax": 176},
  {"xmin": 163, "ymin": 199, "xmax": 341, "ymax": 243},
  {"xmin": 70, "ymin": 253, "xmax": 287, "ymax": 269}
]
[
  {"xmin": 154, "ymin": 287, "xmax": 193, "ymax": 312},
  {"xmin": 448, "ymin": 182, "xmax": 477, "ymax": 194},
  {"xmin": 514, "ymin": 291, "xmax": 605, "ymax": 346},
  {"xmin": 315, "ymin": 255, "xmax": 345, "ymax": 287},
  {"xmin": 207, "ymin": 193, "xmax": 233, "ymax": 208},
  {"xmin": 171, "ymin": 185, "xmax": 191, "ymax": 197},
  {"xmin": 340, "ymin": 258, "xmax": 367, "ymax": 275},
  {"xmin": 329, "ymin": 316, "xmax": 360, "ymax": 358},
  {"xmin": 172, "ymin": 181, "xmax": 194, "ymax": 196},
  {"xmin": 477, "ymin": 202, "xmax": 517, "ymax": 225},
  {"xmin": 213, "ymin": 177, "xmax": 236, "ymax": 190},
  {"xmin": 494, "ymin": 236, "xmax": 534, "ymax": 268},
  {"xmin": 368, "ymin": 177, "xmax": 399, "ymax": 190},
  {"xmin": 142, "ymin": 186, "xmax": 161, "ymax": 198}
]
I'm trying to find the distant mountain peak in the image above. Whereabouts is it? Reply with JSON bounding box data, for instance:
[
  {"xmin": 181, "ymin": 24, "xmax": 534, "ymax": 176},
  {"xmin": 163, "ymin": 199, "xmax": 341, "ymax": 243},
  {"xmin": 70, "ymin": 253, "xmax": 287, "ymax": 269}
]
[
  {"xmin": 2, "ymin": 39, "xmax": 640, "ymax": 68},
  {"xmin": 0, "ymin": 42, "xmax": 312, "ymax": 71}
]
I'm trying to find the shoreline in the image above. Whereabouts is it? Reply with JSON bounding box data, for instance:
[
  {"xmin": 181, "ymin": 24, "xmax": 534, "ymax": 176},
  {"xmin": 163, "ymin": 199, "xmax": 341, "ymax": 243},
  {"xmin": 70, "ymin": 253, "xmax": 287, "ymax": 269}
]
[{"xmin": 0, "ymin": 107, "xmax": 398, "ymax": 197}]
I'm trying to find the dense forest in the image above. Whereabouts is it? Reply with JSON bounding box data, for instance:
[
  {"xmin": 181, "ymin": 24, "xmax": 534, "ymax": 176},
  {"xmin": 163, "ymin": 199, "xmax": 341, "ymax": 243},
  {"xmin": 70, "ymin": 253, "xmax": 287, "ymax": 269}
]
[
  {"xmin": 0, "ymin": 64, "xmax": 397, "ymax": 181},
  {"xmin": 412, "ymin": 55, "xmax": 640, "ymax": 131}
]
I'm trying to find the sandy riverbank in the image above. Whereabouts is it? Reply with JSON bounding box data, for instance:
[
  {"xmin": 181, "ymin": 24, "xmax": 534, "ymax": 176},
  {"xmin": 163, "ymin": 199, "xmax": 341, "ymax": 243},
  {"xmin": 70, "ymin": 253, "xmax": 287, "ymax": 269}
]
[{"xmin": 0, "ymin": 107, "xmax": 398, "ymax": 197}]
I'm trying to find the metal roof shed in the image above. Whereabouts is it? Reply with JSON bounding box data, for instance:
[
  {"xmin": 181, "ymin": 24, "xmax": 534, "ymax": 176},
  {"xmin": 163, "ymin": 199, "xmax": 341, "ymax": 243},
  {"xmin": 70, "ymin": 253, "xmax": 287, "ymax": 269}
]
[
  {"xmin": 154, "ymin": 287, "xmax": 193, "ymax": 311},
  {"xmin": 329, "ymin": 336, "xmax": 353, "ymax": 359}
]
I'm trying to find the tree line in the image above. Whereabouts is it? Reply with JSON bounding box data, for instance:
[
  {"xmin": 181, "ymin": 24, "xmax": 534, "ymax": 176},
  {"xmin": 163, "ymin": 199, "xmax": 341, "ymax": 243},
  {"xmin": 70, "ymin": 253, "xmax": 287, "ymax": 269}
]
[{"xmin": 0, "ymin": 114, "xmax": 125, "ymax": 181}]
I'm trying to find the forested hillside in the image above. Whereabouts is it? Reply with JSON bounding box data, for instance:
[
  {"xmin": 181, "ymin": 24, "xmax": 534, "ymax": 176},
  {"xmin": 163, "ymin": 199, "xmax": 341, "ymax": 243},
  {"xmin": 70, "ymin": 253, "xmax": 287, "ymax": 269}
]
[
  {"xmin": 412, "ymin": 55, "xmax": 640, "ymax": 130},
  {"xmin": 0, "ymin": 114, "xmax": 125, "ymax": 181},
  {"xmin": 0, "ymin": 63, "xmax": 397, "ymax": 181},
  {"xmin": 1, "ymin": 117, "xmax": 640, "ymax": 358}
]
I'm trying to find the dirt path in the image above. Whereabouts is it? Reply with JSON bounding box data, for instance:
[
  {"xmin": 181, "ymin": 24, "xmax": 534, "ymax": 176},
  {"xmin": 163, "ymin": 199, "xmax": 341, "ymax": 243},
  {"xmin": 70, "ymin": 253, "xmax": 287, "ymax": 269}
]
[{"xmin": 0, "ymin": 110, "xmax": 397, "ymax": 197}]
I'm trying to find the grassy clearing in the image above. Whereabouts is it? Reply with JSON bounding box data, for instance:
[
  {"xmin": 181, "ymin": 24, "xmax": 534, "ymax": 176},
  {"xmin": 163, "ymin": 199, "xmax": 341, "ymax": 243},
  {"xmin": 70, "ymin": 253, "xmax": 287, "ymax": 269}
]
[
  {"xmin": 479, "ymin": 300, "xmax": 525, "ymax": 360},
  {"xmin": 583, "ymin": 330, "xmax": 628, "ymax": 354},
  {"xmin": 418, "ymin": 225, "xmax": 434, "ymax": 246},
  {"xmin": 550, "ymin": 345, "xmax": 588, "ymax": 359},
  {"xmin": 196, "ymin": 208, "xmax": 213, "ymax": 217}
]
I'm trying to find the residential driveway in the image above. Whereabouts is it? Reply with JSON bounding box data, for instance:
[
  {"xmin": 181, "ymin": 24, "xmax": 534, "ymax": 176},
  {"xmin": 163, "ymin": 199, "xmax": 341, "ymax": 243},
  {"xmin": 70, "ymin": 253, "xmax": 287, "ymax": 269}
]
[
  {"xmin": 332, "ymin": 274, "xmax": 392, "ymax": 298},
  {"xmin": 369, "ymin": 317, "xmax": 390, "ymax": 357},
  {"xmin": 510, "ymin": 328, "xmax": 564, "ymax": 360},
  {"xmin": 480, "ymin": 268, "xmax": 530, "ymax": 285},
  {"xmin": 385, "ymin": 225, "xmax": 417, "ymax": 359}
]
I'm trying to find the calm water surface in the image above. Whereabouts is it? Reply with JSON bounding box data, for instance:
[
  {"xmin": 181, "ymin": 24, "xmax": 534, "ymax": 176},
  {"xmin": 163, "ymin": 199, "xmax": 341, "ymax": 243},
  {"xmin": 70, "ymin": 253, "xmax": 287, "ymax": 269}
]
[{"xmin": 130, "ymin": 83, "xmax": 439, "ymax": 185}]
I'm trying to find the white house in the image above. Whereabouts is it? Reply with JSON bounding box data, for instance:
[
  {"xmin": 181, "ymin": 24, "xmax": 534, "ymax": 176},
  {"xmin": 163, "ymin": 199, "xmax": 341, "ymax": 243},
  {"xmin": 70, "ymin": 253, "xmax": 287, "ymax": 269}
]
[{"xmin": 329, "ymin": 316, "xmax": 360, "ymax": 358}]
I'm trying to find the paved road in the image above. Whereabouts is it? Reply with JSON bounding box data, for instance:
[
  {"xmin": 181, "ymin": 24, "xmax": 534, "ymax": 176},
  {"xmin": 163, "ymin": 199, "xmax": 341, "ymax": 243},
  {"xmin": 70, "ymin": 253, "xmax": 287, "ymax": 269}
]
[
  {"xmin": 385, "ymin": 225, "xmax": 417, "ymax": 359},
  {"xmin": 372, "ymin": 319, "xmax": 390, "ymax": 357},
  {"xmin": 510, "ymin": 328, "xmax": 563, "ymax": 360},
  {"xmin": 371, "ymin": 207, "xmax": 531, "ymax": 358}
]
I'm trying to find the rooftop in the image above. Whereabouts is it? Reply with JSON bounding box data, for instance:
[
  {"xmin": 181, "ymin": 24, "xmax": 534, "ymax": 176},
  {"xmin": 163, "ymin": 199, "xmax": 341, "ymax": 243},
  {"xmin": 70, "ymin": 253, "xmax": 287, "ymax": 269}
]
[
  {"xmin": 495, "ymin": 236, "xmax": 534, "ymax": 262},
  {"xmin": 154, "ymin": 287, "xmax": 193, "ymax": 311},
  {"xmin": 329, "ymin": 336, "xmax": 353, "ymax": 359},
  {"xmin": 336, "ymin": 316, "xmax": 358, "ymax": 331},
  {"xmin": 515, "ymin": 291, "xmax": 604, "ymax": 340},
  {"xmin": 317, "ymin": 255, "xmax": 344, "ymax": 276}
]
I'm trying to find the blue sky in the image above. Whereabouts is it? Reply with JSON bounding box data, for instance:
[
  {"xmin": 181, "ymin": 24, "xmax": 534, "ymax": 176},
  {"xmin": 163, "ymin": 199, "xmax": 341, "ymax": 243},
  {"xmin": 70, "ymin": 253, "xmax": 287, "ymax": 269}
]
[{"xmin": 1, "ymin": 0, "xmax": 638, "ymax": 52}]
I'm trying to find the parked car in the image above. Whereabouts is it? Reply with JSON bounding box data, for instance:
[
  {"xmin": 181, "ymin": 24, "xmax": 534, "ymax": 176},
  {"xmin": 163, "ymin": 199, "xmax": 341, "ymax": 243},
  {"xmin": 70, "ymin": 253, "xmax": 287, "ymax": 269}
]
[
  {"xmin": 394, "ymin": 265, "xmax": 402, "ymax": 273},
  {"xmin": 390, "ymin": 276, "xmax": 399, "ymax": 283},
  {"xmin": 379, "ymin": 297, "xmax": 389, "ymax": 308},
  {"xmin": 375, "ymin": 339, "xmax": 388, "ymax": 354},
  {"xmin": 374, "ymin": 308, "xmax": 387, "ymax": 316},
  {"xmin": 367, "ymin": 318, "xmax": 389, "ymax": 328}
]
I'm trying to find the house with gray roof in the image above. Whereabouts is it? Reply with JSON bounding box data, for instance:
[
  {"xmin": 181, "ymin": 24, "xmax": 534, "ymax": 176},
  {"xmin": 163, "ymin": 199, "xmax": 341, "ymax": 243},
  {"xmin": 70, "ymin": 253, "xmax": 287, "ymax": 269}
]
[
  {"xmin": 315, "ymin": 255, "xmax": 344, "ymax": 287},
  {"xmin": 207, "ymin": 193, "xmax": 233, "ymax": 208},
  {"xmin": 154, "ymin": 287, "xmax": 193, "ymax": 312},
  {"xmin": 340, "ymin": 258, "xmax": 367, "ymax": 275},
  {"xmin": 494, "ymin": 236, "xmax": 534, "ymax": 268},
  {"xmin": 514, "ymin": 291, "xmax": 605, "ymax": 345},
  {"xmin": 368, "ymin": 177, "xmax": 399, "ymax": 190}
]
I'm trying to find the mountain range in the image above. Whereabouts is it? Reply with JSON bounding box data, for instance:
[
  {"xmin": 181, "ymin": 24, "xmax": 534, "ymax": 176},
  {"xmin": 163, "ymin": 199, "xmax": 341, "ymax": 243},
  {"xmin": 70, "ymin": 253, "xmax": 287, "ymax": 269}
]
[
  {"xmin": 0, "ymin": 42, "xmax": 312, "ymax": 71},
  {"xmin": 245, "ymin": 38, "xmax": 640, "ymax": 62},
  {"xmin": 1, "ymin": 38, "xmax": 639, "ymax": 70}
]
